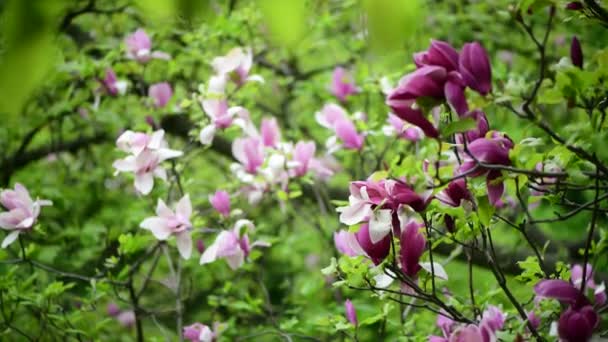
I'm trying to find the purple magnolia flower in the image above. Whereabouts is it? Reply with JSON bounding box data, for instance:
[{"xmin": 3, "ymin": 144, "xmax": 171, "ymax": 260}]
[
  {"xmin": 101, "ymin": 68, "xmax": 127, "ymax": 96},
  {"xmin": 291, "ymin": 141, "xmax": 316, "ymax": 177},
  {"xmin": 571, "ymin": 36, "xmax": 583, "ymax": 69},
  {"xmin": 435, "ymin": 178, "xmax": 472, "ymax": 207},
  {"xmin": 211, "ymin": 47, "xmax": 263, "ymax": 86},
  {"xmin": 113, "ymin": 130, "xmax": 183, "ymax": 195},
  {"xmin": 414, "ymin": 40, "xmax": 459, "ymax": 72},
  {"xmin": 232, "ymin": 137, "xmax": 265, "ymax": 174},
  {"xmin": 389, "ymin": 65, "xmax": 447, "ymax": 100},
  {"xmin": 107, "ymin": 303, "xmax": 120, "ymax": 317},
  {"xmin": 140, "ymin": 195, "xmax": 193, "ymax": 259},
  {"xmin": 459, "ymin": 42, "xmax": 492, "ymax": 96},
  {"xmin": 183, "ymin": 323, "xmax": 215, "ymax": 342},
  {"xmin": 333, "ymin": 230, "xmax": 359, "ymax": 257},
  {"xmin": 0, "ymin": 183, "xmax": 52, "ymax": 248},
  {"xmin": 196, "ymin": 239, "xmax": 206, "ymax": 254},
  {"xmin": 331, "ymin": 67, "xmax": 359, "ymax": 102},
  {"xmin": 456, "ymin": 110, "xmax": 490, "ymax": 144},
  {"xmin": 458, "ymin": 132, "xmax": 513, "ymax": 206},
  {"xmin": 383, "ymin": 113, "xmax": 424, "ymax": 142},
  {"xmin": 558, "ymin": 305, "xmax": 598, "ymax": 342},
  {"xmin": 399, "ymin": 220, "xmax": 426, "ymax": 278},
  {"xmin": 334, "ymin": 118, "xmax": 364, "ymax": 150},
  {"xmin": 200, "ymin": 220, "xmax": 269, "ymax": 269},
  {"xmin": 345, "ymin": 299, "xmax": 358, "ymax": 326},
  {"xmin": 209, "ymin": 190, "xmax": 231, "ymax": 218},
  {"xmin": 566, "ymin": 2, "xmax": 584, "ymax": 10},
  {"xmin": 355, "ymin": 223, "xmax": 391, "ymax": 265},
  {"xmin": 125, "ymin": 29, "xmax": 170, "ymax": 63},
  {"xmin": 444, "ymin": 72, "xmax": 468, "ymax": 116},
  {"xmin": 429, "ymin": 306, "xmax": 504, "ymax": 342},
  {"xmin": 316, "ymin": 103, "xmax": 365, "ymax": 152},
  {"xmin": 260, "ymin": 117, "xmax": 281, "ymax": 148},
  {"xmin": 148, "ymin": 82, "xmax": 173, "ymax": 108}
]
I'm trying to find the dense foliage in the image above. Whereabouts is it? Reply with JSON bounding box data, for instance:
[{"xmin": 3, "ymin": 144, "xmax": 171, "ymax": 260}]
[{"xmin": 1, "ymin": 0, "xmax": 608, "ymax": 341}]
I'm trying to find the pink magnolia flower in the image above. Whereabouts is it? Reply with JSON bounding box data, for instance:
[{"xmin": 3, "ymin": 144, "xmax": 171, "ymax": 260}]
[
  {"xmin": 429, "ymin": 307, "xmax": 504, "ymax": 342},
  {"xmin": 100, "ymin": 68, "xmax": 127, "ymax": 96},
  {"xmin": 0, "ymin": 183, "xmax": 52, "ymax": 248},
  {"xmin": 354, "ymin": 223, "xmax": 391, "ymax": 265},
  {"xmin": 107, "ymin": 303, "xmax": 120, "ymax": 317},
  {"xmin": 140, "ymin": 195, "xmax": 193, "ymax": 259},
  {"xmin": 435, "ymin": 178, "xmax": 472, "ymax": 208},
  {"xmin": 116, "ymin": 310, "xmax": 136, "ymax": 328},
  {"xmin": 200, "ymin": 220, "xmax": 269, "ymax": 269},
  {"xmin": 232, "ymin": 137, "xmax": 265, "ymax": 174},
  {"xmin": 113, "ymin": 130, "xmax": 183, "ymax": 195},
  {"xmin": 316, "ymin": 104, "xmax": 365, "ymax": 152},
  {"xmin": 198, "ymin": 99, "xmax": 248, "ymax": 145},
  {"xmin": 183, "ymin": 323, "xmax": 215, "ymax": 342},
  {"xmin": 209, "ymin": 190, "xmax": 230, "ymax": 218},
  {"xmin": 148, "ymin": 82, "xmax": 173, "ymax": 108},
  {"xmin": 260, "ymin": 117, "xmax": 281, "ymax": 147},
  {"xmin": 211, "ymin": 47, "xmax": 263, "ymax": 86},
  {"xmin": 331, "ymin": 67, "xmax": 358, "ymax": 102},
  {"xmin": 383, "ymin": 113, "xmax": 424, "ymax": 142},
  {"xmin": 344, "ymin": 299, "xmax": 358, "ymax": 326},
  {"xmin": 291, "ymin": 141, "xmax": 316, "ymax": 177},
  {"xmin": 124, "ymin": 29, "xmax": 170, "ymax": 63},
  {"xmin": 459, "ymin": 42, "xmax": 492, "ymax": 96},
  {"xmin": 333, "ymin": 230, "xmax": 360, "ymax": 257}
]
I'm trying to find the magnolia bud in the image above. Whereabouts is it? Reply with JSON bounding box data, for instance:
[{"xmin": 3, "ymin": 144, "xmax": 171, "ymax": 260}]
[{"xmin": 570, "ymin": 36, "xmax": 583, "ymax": 68}]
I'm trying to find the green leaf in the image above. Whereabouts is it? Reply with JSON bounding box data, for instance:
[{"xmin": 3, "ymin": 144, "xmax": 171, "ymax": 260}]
[
  {"xmin": 441, "ymin": 118, "xmax": 477, "ymax": 137},
  {"xmin": 477, "ymin": 196, "xmax": 495, "ymax": 227}
]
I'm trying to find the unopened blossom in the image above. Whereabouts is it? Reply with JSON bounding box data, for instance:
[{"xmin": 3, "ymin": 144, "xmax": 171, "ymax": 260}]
[
  {"xmin": 100, "ymin": 68, "xmax": 127, "ymax": 96},
  {"xmin": 435, "ymin": 178, "xmax": 472, "ymax": 208},
  {"xmin": 260, "ymin": 117, "xmax": 281, "ymax": 147},
  {"xmin": 107, "ymin": 303, "xmax": 120, "ymax": 317},
  {"xmin": 458, "ymin": 132, "xmax": 514, "ymax": 206},
  {"xmin": 291, "ymin": 141, "xmax": 316, "ymax": 177},
  {"xmin": 200, "ymin": 219, "xmax": 269, "ymax": 269},
  {"xmin": 571, "ymin": 36, "xmax": 583, "ymax": 69},
  {"xmin": 211, "ymin": 47, "xmax": 263, "ymax": 86},
  {"xmin": 558, "ymin": 305, "xmax": 598, "ymax": 341},
  {"xmin": 232, "ymin": 137, "xmax": 265, "ymax": 174},
  {"xmin": 124, "ymin": 29, "xmax": 170, "ymax": 63},
  {"xmin": 459, "ymin": 42, "xmax": 492, "ymax": 95},
  {"xmin": 209, "ymin": 190, "xmax": 230, "ymax": 218},
  {"xmin": 566, "ymin": 1, "xmax": 584, "ymax": 10},
  {"xmin": 331, "ymin": 67, "xmax": 358, "ymax": 102},
  {"xmin": 140, "ymin": 195, "xmax": 193, "ymax": 259},
  {"xmin": 383, "ymin": 113, "xmax": 424, "ymax": 142},
  {"xmin": 199, "ymin": 99, "xmax": 248, "ymax": 145},
  {"xmin": 196, "ymin": 239, "xmax": 206, "ymax": 254},
  {"xmin": 183, "ymin": 323, "xmax": 215, "ymax": 342},
  {"xmin": 0, "ymin": 183, "xmax": 52, "ymax": 248},
  {"xmin": 113, "ymin": 130, "xmax": 182, "ymax": 195},
  {"xmin": 148, "ymin": 82, "xmax": 173, "ymax": 108},
  {"xmin": 344, "ymin": 299, "xmax": 358, "ymax": 326}
]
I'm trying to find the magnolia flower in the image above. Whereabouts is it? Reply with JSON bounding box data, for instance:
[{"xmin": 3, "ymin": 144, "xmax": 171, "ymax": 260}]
[
  {"xmin": 107, "ymin": 303, "xmax": 121, "ymax": 317},
  {"xmin": 459, "ymin": 42, "xmax": 492, "ymax": 96},
  {"xmin": 148, "ymin": 82, "xmax": 173, "ymax": 108},
  {"xmin": 331, "ymin": 67, "xmax": 358, "ymax": 102},
  {"xmin": 200, "ymin": 220, "xmax": 269, "ymax": 269},
  {"xmin": 124, "ymin": 29, "xmax": 170, "ymax": 63},
  {"xmin": 571, "ymin": 36, "xmax": 583, "ymax": 69},
  {"xmin": 199, "ymin": 99, "xmax": 248, "ymax": 145},
  {"xmin": 458, "ymin": 132, "xmax": 513, "ymax": 206},
  {"xmin": 260, "ymin": 117, "xmax": 281, "ymax": 147},
  {"xmin": 354, "ymin": 223, "xmax": 391, "ymax": 265},
  {"xmin": 100, "ymin": 68, "xmax": 127, "ymax": 96},
  {"xmin": 211, "ymin": 47, "xmax": 263, "ymax": 86},
  {"xmin": 435, "ymin": 178, "xmax": 472, "ymax": 208},
  {"xmin": 315, "ymin": 103, "xmax": 349, "ymax": 129},
  {"xmin": 290, "ymin": 141, "xmax": 316, "ymax": 177},
  {"xmin": 183, "ymin": 323, "xmax": 215, "ymax": 342},
  {"xmin": 333, "ymin": 230, "xmax": 360, "ymax": 257},
  {"xmin": 455, "ymin": 110, "xmax": 490, "ymax": 144},
  {"xmin": 116, "ymin": 310, "xmax": 136, "ymax": 328},
  {"xmin": 399, "ymin": 220, "xmax": 426, "ymax": 278},
  {"xmin": 113, "ymin": 130, "xmax": 182, "ymax": 195},
  {"xmin": 558, "ymin": 306, "xmax": 598, "ymax": 341},
  {"xmin": 344, "ymin": 299, "xmax": 358, "ymax": 326},
  {"xmin": 140, "ymin": 195, "xmax": 193, "ymax": 259},
  {"xmin": 414, "ymin": 40, "xmax": 459, "ymax": 72},
  {"xmin": 232, "ymin": 137, "xmax": 265, "ymax": 175},
  {"xmin": 383, "ymin": 113, "xmax": 424, "ymax": 142},
  {"xmin": 316, "ymin": 103, "xmax": 365, "ymax": 153},
  {"xmin": 0, "ymin": 183, "xmax": 52, "ymax": 248},
  {"xmin": 429, "ymin": 307, "xmax": 505, "ymax": 342},
  {"xmin": 209, "ymin": 190, "xmax": 230, "ymax": 217}
]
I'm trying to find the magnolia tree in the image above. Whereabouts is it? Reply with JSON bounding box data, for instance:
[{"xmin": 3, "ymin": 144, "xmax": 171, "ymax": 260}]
[{"xmin": 0, "ymin": 0, "xmax": 607, "ymax": 341}]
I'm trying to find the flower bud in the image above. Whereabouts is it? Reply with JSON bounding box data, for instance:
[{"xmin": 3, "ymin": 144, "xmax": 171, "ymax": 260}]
[
  {"xmin": 344, "ymin": 299, "xmax": 358, "ymax": 326},
  {"xmin": 566, "ymin": 2, "xmax": 584, "ymax": 10},
  {"xmin": 571, "ymin": 36, "xmax": 583, "ymax": 69},
  {"xmin": 459, "ymin": 42, "xmax": 492, "ymax": 95}
]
